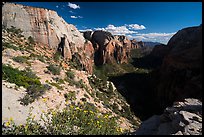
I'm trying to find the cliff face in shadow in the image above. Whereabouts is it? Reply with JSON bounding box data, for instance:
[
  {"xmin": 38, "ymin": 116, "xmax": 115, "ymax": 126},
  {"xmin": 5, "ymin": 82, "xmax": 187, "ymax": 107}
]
[{"xmin": 155, "ymin": 25, "xmax": 202, "ymax": 109}]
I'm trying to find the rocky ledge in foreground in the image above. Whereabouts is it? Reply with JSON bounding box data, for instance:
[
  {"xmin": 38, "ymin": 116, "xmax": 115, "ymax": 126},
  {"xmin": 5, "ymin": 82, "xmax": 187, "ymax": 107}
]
[{"xmin": 133, "ymin": 98, "xmax": 202, "ymax": 135}]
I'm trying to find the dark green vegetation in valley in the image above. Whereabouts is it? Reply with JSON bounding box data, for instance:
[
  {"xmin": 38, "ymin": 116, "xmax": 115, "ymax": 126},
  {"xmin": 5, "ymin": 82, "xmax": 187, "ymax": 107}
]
[{"xmin": 93, "ymin": 47, "xmax": 163, "ymax": 120}]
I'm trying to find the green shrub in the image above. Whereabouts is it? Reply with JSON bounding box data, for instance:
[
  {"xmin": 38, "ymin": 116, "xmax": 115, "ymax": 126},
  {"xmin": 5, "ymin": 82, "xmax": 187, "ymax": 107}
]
[
  {"xmin": 37, "ymin": 55, "xmax": 45, "ymax": 63},
  {"xmin": 2, "ymin": 42, "xmax": 19, "ymax": 50},
  {"xmin": 53, "ymin": 51, "xmax": 62, "ymax": 62},
  {"xmin": 2, "ymin": 64, "xmax": 40, "ymax": 89},
  {"xmin": 66, "ymin": 70, "xmax": 75, "ymax": 79},
  {"xmin": 64, "ymin": 91, "xmax": 76, "ymax": 101},
  {"xmin": 13, "ymin": 56, "xmax": 29, "ymax": 63},
  {"xmin": 48, "ymin": 82, "xmax": 63, "ymax": 90},
  {"xmin": 28, "ymin": 36, "xmax": 35, "ymax": 45},
  {"xmin": 6, "ymin": 26, "xmax": 23, "ymax": 35},
  {"xmin": 46, "ymin": 64, "xmax": 61, "ymax": 75},
  {"xmin": 2, "ymin": 64, "xmax": 50, "ymax": 105}
]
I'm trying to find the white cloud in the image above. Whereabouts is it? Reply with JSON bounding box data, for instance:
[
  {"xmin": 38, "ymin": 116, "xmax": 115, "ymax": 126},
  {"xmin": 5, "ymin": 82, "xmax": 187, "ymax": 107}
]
[
  {"xmin": 79, "ymin": 29, "xmax": 93, "ymax": 32},
  {"xmin": 56, "ymin": 5, "xmax": 59, "ymax": 8},
  {"xmin": 80, "ymin": 23, "xmax": 175, "ymax": 44},
  {"xmin": 70, "ymin": 15, "xmax": 83, "ymax": 19},
  {"xmin": 94, "ymin": 24, "xmax": 137, "ymax": 35},
  {"xmin": 128, "ymin": 24, "xmax": 146, "ymax": 30},
  {"xmin": 138, "ymin": 32, "xmax": 176, "ymax": 37},
  {"xmin": 70, "ymin": 16, "xmax": 77, "ymax": 19},
  {"xmin": 132, "ymin": 32, "xmax": 176, "ymax": 44},
  {"xmin": 68, "ymin": 2, "xmax": 80, "ymax": 9}
]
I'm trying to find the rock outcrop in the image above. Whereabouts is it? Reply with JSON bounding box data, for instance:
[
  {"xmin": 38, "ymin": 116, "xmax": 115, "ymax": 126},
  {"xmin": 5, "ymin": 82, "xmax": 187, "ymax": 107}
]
[
  {"xmin": 2, "ymin": 2, "xmax": 94, "ymax": 74},
  {"xmin": 133, "ymin": 98, "xmax": 202, "ymax": 135},
  {"xmin": 83, "ymin": 30, "xmax": 131, "ymax": 65},
  {"xmin": 155, "ymin": 25, "xmax": 202, "ymax": 108},
  {"xmin": 131, "ymin": 39, "xmax": 144, "ymax": 49}
]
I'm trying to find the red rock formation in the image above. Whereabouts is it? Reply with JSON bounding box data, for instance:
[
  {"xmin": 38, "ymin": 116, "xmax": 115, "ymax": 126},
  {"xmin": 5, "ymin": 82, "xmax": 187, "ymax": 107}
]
[
  {"xmin": 83, "ymin": 40, "xmax": 94, "ymax": 74},
  {"xmin": 131, "ymin": 39, "xmax": 144, "ymax": 49}
]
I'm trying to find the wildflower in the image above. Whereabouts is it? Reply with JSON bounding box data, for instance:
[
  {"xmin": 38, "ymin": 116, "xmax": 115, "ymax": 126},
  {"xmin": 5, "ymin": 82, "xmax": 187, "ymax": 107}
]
[
  {"xmin": 84, "ymin": 110, "xmax": 88, "ymax": 113},
  {"xmin": 5, "ymin": 121, "xmax": 10, "ymax": 127},
  {"xmin": 41, "ymin": 110, "xmax": 45, "ymax": 113},
  {"xmin": 9, "ymin": 117, "xmax": 13, "ymax": 122},
  {"xmin": 75, "ymin": 107, "xmax": 80, "ymax": 110},
  {"xmin": 52, "ymin": 111, "xmax": 56, "ymax": 116},
  {"xmin": 42, "ymin": 98, "xmax": 47, "ymax": 102},
  {"xmin": 96, "ymin": 121, "xmax": 100, "ymax": 124},
  {"xmin": 89, "ymin": 110, "xmax": 93, "ymax": 114},
  {"xmin": 25, "ymin": 125, "xmax": 29, "ymax": 130},
  {"xmin": 104, "ymin": 114, "xmax": 109, "ymax": 118},
  {"xmin": 120, "ymin": 128, "xmax": 123, "ymax": 132}
]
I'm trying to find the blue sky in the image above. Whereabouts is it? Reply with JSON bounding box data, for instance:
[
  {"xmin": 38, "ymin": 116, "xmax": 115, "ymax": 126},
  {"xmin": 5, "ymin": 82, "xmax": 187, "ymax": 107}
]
[{"xmin": 14, "ymin": 2, "xmax": 202, "ymax": 44}]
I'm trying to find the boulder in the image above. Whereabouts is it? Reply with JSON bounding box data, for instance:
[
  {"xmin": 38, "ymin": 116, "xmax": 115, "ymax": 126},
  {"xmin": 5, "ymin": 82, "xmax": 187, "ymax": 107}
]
[{"xmin": 133, "ymin": 98, "xmax": 202, "ymax": 135}]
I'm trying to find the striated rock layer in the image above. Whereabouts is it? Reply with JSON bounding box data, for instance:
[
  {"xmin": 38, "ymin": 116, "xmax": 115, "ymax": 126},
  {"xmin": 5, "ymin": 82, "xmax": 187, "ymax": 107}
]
[
  {"xmin": 83, "ymin": 30, "xmax": 134, "ymax": 65},
  {"xmin": 2, "ymin": 2, "xmax": 94, "ymax": 74}
]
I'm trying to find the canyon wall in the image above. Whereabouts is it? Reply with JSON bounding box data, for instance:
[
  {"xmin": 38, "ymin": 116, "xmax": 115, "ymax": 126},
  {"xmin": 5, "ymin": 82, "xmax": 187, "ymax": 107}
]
[{"xmin": 2, "ymin": 2, "xmax": 94, "ymax": 73}]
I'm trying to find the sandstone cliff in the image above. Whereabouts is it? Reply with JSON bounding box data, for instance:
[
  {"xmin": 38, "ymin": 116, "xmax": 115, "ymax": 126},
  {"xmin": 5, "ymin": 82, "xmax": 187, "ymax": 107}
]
[
  {"xmin": 83, "ymin": 31, "xmax": 133, "ymax": 65},
  {"xmin": 2, "ymin": 2, "xmax": 94, "ymax": 73}
]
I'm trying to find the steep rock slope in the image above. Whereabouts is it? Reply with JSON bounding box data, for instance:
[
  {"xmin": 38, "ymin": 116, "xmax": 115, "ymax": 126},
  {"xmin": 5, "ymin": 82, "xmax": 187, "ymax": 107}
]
[
  {"xmin": 2, "ymin": 4, "xmax": 141, "ymax": 134},
  {"xmin": 83, "ymin": 31, "xmax": 134, "ymax": 65},
  {"xmin": 2, "ymin": 2, "xmax": 94, "ymax": 73},
  {"xmin": 155, "ymin": 25, "xmax": 202, "ymax": 108}
]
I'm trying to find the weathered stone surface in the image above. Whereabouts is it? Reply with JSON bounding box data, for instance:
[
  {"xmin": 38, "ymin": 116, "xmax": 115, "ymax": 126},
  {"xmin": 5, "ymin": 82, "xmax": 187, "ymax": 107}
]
[
  {"xmin": 83, "ymin": 40, "xmax": 94, "ymax": 74},
  {"xmin": 133, "ymin": 98, "xmax": 202, "ymax": 135},
  {"xmin": 131, "ymin": 39, "xmax": 144, "ymax": 49},
  {"xmin": 82, "ymin": 30, "xmax": 132, "ymax": 65},
  {"xmin": 2, "ymin": 2, "xmax": 94, "ymax": 74}
]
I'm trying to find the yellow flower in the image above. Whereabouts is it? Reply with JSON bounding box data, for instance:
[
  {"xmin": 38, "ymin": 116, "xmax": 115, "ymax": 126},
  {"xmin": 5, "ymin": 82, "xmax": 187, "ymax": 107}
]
[
  {"xmin": 96, "ymin": 121, "xmax": 100, "ymax": 124},
  {"xmin": 120, "ymin": 128, "xmax": 123, "ymax": 132},
  {"xmin": 5, "ymin": 121, "xmax": 10, "ymax": 127},
  {"xmin": 84, "ymin": 110, "xmax": 88, "ymax": 113},
  {"xmin": 41, "ymin": 110, "xmax": 45, "ymax": 113},
  {"xmin": 89, "ymin": 110, "xmax": 93, "ymax": 114},
  {"xmin": 9, "ymin": 117, "xmax": 13, "ymax": 122},
  {"xmin": 75, "ymin": 107, "xmax": 80, "ymax": 110},
  {"xmin": 104, "ymin": 114, "xmax": 109, "ymax": 118},
  {"xmin": 25, "ymin": 125, "xmax": 29, "ymax": 130},
  {"xmin": 42, "ymin": 98, "xmax": 47, "ymax": 102}
]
